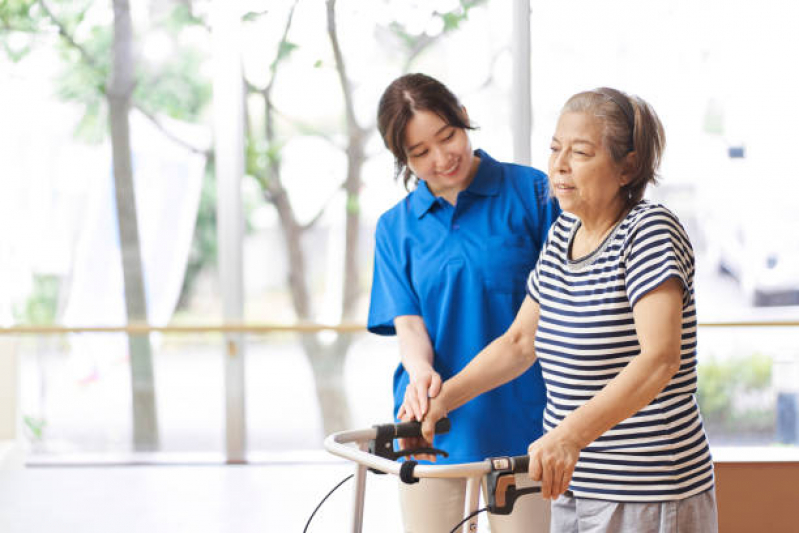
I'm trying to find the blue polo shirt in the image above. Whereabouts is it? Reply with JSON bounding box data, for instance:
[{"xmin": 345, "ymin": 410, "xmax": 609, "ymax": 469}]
[{"xmin": 368, "ymin": 149, "xmax": 560, "ymax": 463}]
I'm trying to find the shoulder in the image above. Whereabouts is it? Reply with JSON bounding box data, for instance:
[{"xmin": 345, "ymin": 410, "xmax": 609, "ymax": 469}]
[
  {"xmin": 624, "ymin": 201, "xmax": 689, "ymax": 240},
  {"xmin": 375, "ymin": 193, "xmax": 414, "ymax": 235},
  {"xmin": 496, "ymin": 160, "xmax": 549, "ymax": 189},
  {"xmin": 621, "ymin": 201, "xmax": 693, "ymax": 258},
  {"xmin": 549, "ymin": 211, "xmax": 578, "ymax": 242}
]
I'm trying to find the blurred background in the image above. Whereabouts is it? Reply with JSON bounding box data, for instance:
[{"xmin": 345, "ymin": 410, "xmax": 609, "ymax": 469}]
[{"xmin": 1, "ymin": 0, "xmax": 798, "ymax": 464}]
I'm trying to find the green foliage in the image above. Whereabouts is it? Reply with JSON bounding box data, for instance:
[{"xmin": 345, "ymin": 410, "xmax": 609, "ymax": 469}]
[
  {"xmin": 135, "ymin": 46, "xmax": 212, "ymax": 122},
  {"xmin": 387, "ymin": 0, "xmax": 487, "ymax": 54},
  {"xmin": 161, "ymin": 3, "xmax": 207, "ymax": 33},
  {"xmin": 697, "ymin": 353, "xmax": 774, "ymax": 433},
  {"xmin": 242, "ymin": 10, "xmax": 269, "ymax": 24},
  {"xmin": 346, "ymin": 193, "xmax": 359, "ymax": 215},
  {"xmin": 23, "ymin": 415, "xmax": 47, "ymax": 441},
  {"xmin": 19, "ymin": 274, "xmax": 61, "ymax": 325}
]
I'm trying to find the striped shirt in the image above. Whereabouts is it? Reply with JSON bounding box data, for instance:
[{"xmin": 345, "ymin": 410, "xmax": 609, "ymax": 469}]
[{"xmin": 527, "ymin": 201, "xmax": 714, "ymax": 502}]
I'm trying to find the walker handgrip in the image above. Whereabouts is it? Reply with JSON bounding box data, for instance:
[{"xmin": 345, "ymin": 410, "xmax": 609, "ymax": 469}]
[
  {"xmin": 393, "ymin": 418, "xmax": 451, "ymax": 439},
  {"xmin": 511, "ymin": 455, "xmax": 529, "ymax": 473}
]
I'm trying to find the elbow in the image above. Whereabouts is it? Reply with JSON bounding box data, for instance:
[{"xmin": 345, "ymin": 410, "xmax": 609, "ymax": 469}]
[
  {"xmin": 505, "ymin": 327, "xmax": 537, "ymax": 369},
  {"xmin": 658, "ymin": 349, "xmax": 682, "ymax": 381}
]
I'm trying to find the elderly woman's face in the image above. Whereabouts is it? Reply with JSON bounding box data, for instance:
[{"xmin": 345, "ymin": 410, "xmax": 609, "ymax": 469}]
[{"xmin": 548, "ymin": 112, "xmax": 629, "ymax": 220}]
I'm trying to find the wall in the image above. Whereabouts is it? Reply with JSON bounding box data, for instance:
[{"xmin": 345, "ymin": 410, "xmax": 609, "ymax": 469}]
[{"xmin": 715, "ymin": 461, "xmax": 799, "ymax": 533}]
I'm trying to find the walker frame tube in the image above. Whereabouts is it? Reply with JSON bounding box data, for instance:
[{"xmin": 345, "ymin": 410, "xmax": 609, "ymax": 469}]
[{"xmin": 325, "ymin": 427, "xmax": 499, "ymax": 533}]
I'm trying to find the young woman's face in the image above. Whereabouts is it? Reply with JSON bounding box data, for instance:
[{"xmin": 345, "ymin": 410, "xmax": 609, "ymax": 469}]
[
  {"xmin": 548, "ymin": 111, "xmax": 630, "ymax": 221},
  {"xmin": 404, "ymin": 109, "xmax": 477, "ymax": 199}
]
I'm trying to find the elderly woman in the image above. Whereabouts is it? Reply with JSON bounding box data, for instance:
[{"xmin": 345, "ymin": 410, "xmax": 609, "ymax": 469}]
[{"xmin": 420, "ymin": 88, "xmax": 718, "ymax": 532}]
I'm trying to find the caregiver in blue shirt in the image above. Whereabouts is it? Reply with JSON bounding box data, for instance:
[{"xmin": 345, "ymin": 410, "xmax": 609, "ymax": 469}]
[{"xmin": 368, "ymin": 73, "xmax": 560, "ymax": 533}]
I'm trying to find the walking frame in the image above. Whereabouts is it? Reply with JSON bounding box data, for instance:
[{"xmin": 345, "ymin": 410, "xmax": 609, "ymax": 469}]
[{"xmin": 324, "ymin": 418, "xmax": 545, "ymax": 533}]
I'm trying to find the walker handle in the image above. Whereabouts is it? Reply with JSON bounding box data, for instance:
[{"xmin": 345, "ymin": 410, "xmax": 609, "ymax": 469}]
[
  {"xmin": 368, "ymin": 418, "xmax": 451, "ymax": 467},
  {"xmin": 393, "ymin": 418, "xmax": 451, "ymax": 439}
]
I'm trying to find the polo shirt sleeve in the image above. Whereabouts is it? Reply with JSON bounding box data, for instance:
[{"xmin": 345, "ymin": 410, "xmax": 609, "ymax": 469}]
[
  {"xmin": 533, "ymin": 173, "xmax": 561, "ymax": 252},
  {"xmin": 624, "ymin": 207, "xmax": 694, "ymax": 309},
  {"xmin": 526, "ymin": 228, "xmax": 553, "ymax": 304},
  {"xmin": 367, "ymin": 215, "xmax": 421, "ymax": 336}
]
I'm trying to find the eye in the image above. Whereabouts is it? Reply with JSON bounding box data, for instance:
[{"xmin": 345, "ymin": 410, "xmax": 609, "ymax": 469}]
[
  {"xmin": 549, "ymin": 145, "xmax": 560, "ymax": 153},
  {"xmin": 410, "ymin": 149, "xmax": 428, "ymax": 159},
  {"xmin": 443, "ymin": 130, "xmax": 456, "ymax": 142}
]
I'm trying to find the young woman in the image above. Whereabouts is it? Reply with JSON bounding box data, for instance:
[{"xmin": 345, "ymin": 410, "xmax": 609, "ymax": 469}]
[
  {"xmin": 367, "ymin": 73, "xmax": 560, "ymax": 533},
  {"xmin": 420, "ymin": 88, "xmax": 719, "ymax": 532}
]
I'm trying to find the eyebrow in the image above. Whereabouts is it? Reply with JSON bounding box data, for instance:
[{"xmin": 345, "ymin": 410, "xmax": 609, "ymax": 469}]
[
  {"xmin": 551, "ymin": 136, "xmax": 597, "ymax": 147},
  {"xmin": 407, "ymin": 124, "xmax": 452, "ymax": 152}
]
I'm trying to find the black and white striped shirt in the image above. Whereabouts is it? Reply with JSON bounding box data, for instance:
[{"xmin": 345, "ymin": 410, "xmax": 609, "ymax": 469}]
[{"xmin": 527, "ymin": 201, "xmax": 714, "ymax": 502}]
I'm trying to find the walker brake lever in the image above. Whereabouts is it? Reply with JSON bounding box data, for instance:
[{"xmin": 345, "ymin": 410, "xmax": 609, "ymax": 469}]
[
  {"xmin": 367, "ymin": 418, "xmax": 451, "ymax": 473},
  {"xmin": 486, "ymin": 456, "xmax": 541, "ymax": 515}
]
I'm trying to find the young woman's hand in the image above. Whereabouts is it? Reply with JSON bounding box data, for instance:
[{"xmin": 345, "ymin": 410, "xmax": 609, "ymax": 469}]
[
  {"xmin": 398, "ymin": 368, "xmax": 442, "ymax": 422},
  {"xmin": 527, "ymin": 428, "xmax": 581, "ymax": 500}
]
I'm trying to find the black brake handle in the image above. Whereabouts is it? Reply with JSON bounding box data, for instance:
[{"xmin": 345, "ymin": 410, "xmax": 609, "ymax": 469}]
[{"xmin": 368, "ymin": 418, "xmax": 451, "ymax": 469}]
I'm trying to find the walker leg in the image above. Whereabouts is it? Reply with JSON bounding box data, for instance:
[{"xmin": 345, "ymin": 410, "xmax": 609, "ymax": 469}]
[
  {"xmin": 463, "ymin": 476, "xmax": 481, "ymax": 532},
  {"xmin": 350, "ymin": 443, "xmax": 368, "ymax": 533}
]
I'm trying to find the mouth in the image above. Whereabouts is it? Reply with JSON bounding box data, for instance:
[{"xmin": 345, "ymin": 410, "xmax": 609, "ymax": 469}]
[
  {"xmin": 438, "ymin": 159, "xmax": 460, "ymax": 177},
  {"xmin": 553, "ymin": 183, "xmax": 575, "ymax": 192}
]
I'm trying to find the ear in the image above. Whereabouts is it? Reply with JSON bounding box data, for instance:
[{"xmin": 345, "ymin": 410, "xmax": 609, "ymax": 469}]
[
  {"xmin": 461, "ymin": 105, "xmax": 470, "ymax": 124},
  {"xmin": 619, "ymin": 151, "xmax": 637, "ymax": 186}
]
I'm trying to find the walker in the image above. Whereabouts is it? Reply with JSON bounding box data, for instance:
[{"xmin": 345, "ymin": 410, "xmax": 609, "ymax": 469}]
[{"xmin": 319, "ymin": 418, "xmax": 544, "ymax": 532}]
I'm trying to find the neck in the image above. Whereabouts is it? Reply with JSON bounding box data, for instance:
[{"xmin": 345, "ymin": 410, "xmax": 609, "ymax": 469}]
[
  {"xmin": 429, "ymin": 154, "xmax": 481, "ymax": 206},
  {"xmin": 578, "ymin": 200, "xmax": 628, "ymax": 242}
]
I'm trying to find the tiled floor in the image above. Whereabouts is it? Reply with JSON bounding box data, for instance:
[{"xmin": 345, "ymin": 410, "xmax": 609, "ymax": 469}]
[{"xmin": 0, "ymin": 460, "xmax": 405, "ymax": 533}]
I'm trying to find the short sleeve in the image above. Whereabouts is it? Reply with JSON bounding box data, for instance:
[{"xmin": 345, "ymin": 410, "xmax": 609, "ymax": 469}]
[
  {"xmin": 367, "ymin": 216, "xmax": 421, "ymax": 336},
  {"xmin": 624, "ymin": 209, "xmax": 694, "ymax": 309}
]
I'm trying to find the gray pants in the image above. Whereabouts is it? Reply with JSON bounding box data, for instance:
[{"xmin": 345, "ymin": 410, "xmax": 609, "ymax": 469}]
[{"xmin": 551, "ymin": 489, "xmax": 718, "ymax": 533}]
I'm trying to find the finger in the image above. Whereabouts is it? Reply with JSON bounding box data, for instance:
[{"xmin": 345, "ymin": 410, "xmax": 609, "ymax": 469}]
[
  {"xmin": 397, "ymin": 404, "xmax": 407, "ymax": 420},
  {"xmin": 421, "ymin": 417, "xmax": 435, "ymax": 444},
  {"xmin": 411, "ymin": 384, "xmax": 427, "ymax": 421},
  {"xmin": 417, "ymin": 383, "xmax": 428, "ymax": 419},
  {"xmin": 528, "ymin": 449, "xmax": 542, "ymax": 481},
  {"xmin": 428, "ymin": 373, "xmax": 442, "ymax": 399},
  {"xmin": 405, "ymin": 387, "xmax": 421, "ymax": 421},
  {"xmin": 557, "ymin": 465, "xmax": 573, "ymax": 498},
  {"xmin": 541, "ymin": 458, "xmax": 555, "ymax": 500}
]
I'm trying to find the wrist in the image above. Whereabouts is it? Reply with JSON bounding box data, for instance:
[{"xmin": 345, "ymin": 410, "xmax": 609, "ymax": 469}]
[
  {"xmin": 404, "ymin": 361, "xmax": 435, "ymax": 382},
  {"xmin": 551, "ymin": 420, "xmax": 589, "ymax": 450}
]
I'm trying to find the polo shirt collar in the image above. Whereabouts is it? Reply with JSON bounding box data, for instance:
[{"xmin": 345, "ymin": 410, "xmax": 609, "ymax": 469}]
[{"xmin": 410, "ymin": 149, "xmax": 500, "ymax": 218}]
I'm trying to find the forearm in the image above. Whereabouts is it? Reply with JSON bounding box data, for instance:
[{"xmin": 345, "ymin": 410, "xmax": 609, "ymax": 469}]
[
  {"xmin": 438, "ymin": 326, "xmax": 536, "ymax": 413},
  {"xmin": 395, "ymin": 316, "xmax": 435, "ymax": 378},
  {"xmin": 554, "ymin": 348, "xmax": 680, "ymax": 449}
]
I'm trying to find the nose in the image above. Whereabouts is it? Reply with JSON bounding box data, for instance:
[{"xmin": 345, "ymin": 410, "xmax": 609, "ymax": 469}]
[
  {"xmin": 550, "ymin": 149, "xmax": 569, "ymax": 174},
  {"xmin": 432, "ymin": 145, "xmax": 449, "ymax": 169}
]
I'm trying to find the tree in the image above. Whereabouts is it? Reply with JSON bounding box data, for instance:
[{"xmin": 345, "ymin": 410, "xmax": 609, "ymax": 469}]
[
  {"xmin": 0, "ymin": 0, "xmax": 211, "ymax": 450},
  {"xmin": 245, "ymin": 0, "xmax": 486, "ymax": 435},
  {"xmin": 2, "ymin": 0, "xmax": 487, "ymax": 443}
]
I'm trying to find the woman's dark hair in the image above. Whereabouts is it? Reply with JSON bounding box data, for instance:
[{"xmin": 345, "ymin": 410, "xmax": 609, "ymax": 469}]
[
  {"xmin": 562, "ymin": 87, "xmax": 665, "ymax": 211},
  {"xmin": 377, "ymin": 73, "xmax": 475, "ymax": 189}
]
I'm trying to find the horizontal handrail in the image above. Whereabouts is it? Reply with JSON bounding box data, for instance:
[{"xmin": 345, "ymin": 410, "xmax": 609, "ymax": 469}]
[
  {"xmin": 0, "ymin": 320, "xmax": 798, "ymax": 335},
  {"xmin": 0, "ymin": 323, "xmax": 366, "ymax": 335}
]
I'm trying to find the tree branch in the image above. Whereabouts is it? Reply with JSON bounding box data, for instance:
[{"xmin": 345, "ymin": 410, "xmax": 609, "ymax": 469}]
[
  {"xmin": 134, "ymin": 107, "xmax": 211, "ymax": 156},
  {"xmin": 36, "ymin": 0, "xmax": 99, "ymax": 70},
  {"xmin": 300, "ymin": 180, "xmax": 346, "ymax": 232},
  {"xmin": 36, "ymin": 0, "xmax": 210, "ymax": 156},
  {"xmin": 326, "ymin": 0, "xmax": 365, "ymax": 141}
]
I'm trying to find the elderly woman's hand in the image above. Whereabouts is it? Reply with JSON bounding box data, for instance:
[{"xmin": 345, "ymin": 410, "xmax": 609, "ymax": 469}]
[
  {"xmin": 420, "ymin": 393, "xmax": 449, "ymax": 447},
  {"xmin": 527, "ymin": 428, "xmax": 581, "ymax": 500}
]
